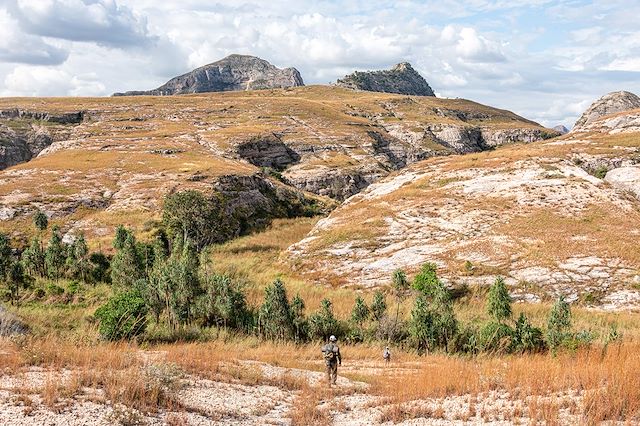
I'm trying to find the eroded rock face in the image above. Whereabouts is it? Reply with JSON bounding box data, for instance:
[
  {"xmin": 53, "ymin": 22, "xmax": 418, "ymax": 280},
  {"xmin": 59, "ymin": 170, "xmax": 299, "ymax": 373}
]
[
  {"xmin": 336, "ymin": 62, "xmax": 435, "ymax": 96},
  {"xmin": 235, "ymin": 134, "xmax": 300, "ymax": 170},
  {"xmin": 114, "ymin": 54, "xmax": 304, "ymax": 96},
  {"xmin": 573, "ymin": 91, "xmax": 640, "ymax": 131},
  {"xmin": 553, "ymin": 125, "xmax": 569, "ymax": 134},
  {"xmin": 605, "ymin": 166, "xmax": 640, "ymax": 199}
]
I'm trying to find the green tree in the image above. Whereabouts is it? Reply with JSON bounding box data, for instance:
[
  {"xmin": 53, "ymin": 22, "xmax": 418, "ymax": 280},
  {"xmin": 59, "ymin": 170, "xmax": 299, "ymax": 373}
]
[
  {"xmin": 44, "ymin": 226, "xmax": 66, "ymax": 279},
  {"xmin": 162, "ymin": 190, "xmax": 231, "ymax": 250},
  {"xmin": 196, "ymin": 273, "xmax": 251, "ymax": 330},
  {"xmin": 110, "ymin": 232, "xmax": 144, "ymax": 287},
  {"xmin": 351, "ymin": 295, "xmax": 370, "ymax": 330},
  {"xmin": 308, "ymin": 299, "xmax": 339, "ymax": 341},
  {"xmin": 430, "ymin": 282, "xmax": 458, "ymax": 351},
  {"xmin": 0, "ymin": 233, "xmax": 11, "ymax": 281},
  {"xmin": 409, "ymin": 295, "xmax": 434, "ymax": 353},
  {"xmin": 392, "ymin": 269, "xmax": 409, "ymax": 333},
  {"xmin": 258, "ymin": 278, "xmax": 294, "ymax": 340},
  {"xmin": 512, "ymin": 313, "xmax": 545, "ymax": 353},
  {"xmin": 487, "ymin": 276, "xmax": 512, "ymax": 322},
  {"xmin": 70, "ymin": 233, "xmax": 90, "ymax": 282},
  {"xmin": 113, "ymin": 225, "xmax": 130, "ymax": 250},
  {"xmin": 290, "ymin": 293, "xmax": 308, "ymax": 342},
  {"xmin": 33, "ymin": 210, "xmax": 48, "ymax": 232},
  {"xmin": 412, "ymin": 262, "xmax": 440, "ymax": 296},
  {"xmin": 21, "ymin": 237, "xmax": 45, "ymax": 278},
  {"xmin": 371, "ymin": 290, "xmax": 387, "ymax": 322},
  {"xmin": 547, "ymin": 295, "xmax": 572, "ymax": 351},
  {"xmin": 6, "ymin": 261, "xmax": 27, "ymax": 305}
]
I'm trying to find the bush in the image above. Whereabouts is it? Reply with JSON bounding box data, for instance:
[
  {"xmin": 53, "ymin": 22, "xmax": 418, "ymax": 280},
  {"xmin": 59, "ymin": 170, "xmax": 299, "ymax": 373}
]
[
  {"xmin": 45, "ymin": 282, "xmax": 65, "ymax": 296},
  {"xmin": 480, "ymin": 322, "xmax": 514, "ymax": 353},
  {"xmin": 547, "ymin": 295, "xmax": 572, "ymax": 351},
  {"xmin": 487, "ymin": 276, "xmax": 511, "ymax": 322},
  {"xmin": 412, "ymin": 262, "xmax": 439, "ymax": 296},
  {"xmin": 95, "ymin": 290, "xmax": 148, "ymax": 341},
  {"xmin": 512, "ymin": 313, "xmax": 545, "ymax": 353},
  {"xmin": 308, "ymin": 299, "xmax": 339, "ymax": 341}
]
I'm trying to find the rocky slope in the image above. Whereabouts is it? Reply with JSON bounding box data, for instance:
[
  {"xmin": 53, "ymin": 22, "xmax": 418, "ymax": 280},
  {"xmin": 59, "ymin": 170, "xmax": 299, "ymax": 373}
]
[
  {"xmin": 573, "ymin": 91, "xmax": 640, "ymax": 131},
  {"xmin": 288, "ymin": 97, "xmax": 640, "ymax": 309},
  {"xmin": 336, "ymin": 62, "xmax": 435, "ymax": 96},
  {"xmin": 553, "ymin": 125, "xmax": 569, "ymax": 134},
  {"xmin": 114, "ymin": 54, "xmax": 304, "ymax": 96},
  {"xmin": 0, "ymin": 110, "xmax": 83, "ymax": 170},
  {"xmin": 0, "ymin": 87, "xmax": 554, "ymax": 246}
]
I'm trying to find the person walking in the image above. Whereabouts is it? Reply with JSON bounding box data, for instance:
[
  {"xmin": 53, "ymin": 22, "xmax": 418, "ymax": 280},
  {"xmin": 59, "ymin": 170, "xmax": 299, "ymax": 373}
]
[
  {"xmin": 383, "ymin": 346, "xmax": 391, "ymax": 364},
  {"xmin": 322, "ymin": 335, "xmax": 341, "ymax": 386}
]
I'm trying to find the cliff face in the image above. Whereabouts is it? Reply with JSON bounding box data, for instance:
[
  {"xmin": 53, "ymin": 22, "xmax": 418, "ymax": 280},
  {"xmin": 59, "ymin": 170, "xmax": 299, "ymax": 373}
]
[
  {"xmin": 336, "ymin": 62, "xmax": 435, "ymax": 96},
  {"xmin": 114, "ymin": 54, "xmax": 304, "ymax": 96},
  {"xmin": 573, "ymin": 91, "xmax": 640, "ymax": 131}
]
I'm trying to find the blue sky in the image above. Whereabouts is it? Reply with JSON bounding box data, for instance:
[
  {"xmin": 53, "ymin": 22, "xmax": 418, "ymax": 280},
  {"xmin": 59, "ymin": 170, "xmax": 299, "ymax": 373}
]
[{"xmin": 1, "ymin": 0, "xmax": 639, "ymax": 128}]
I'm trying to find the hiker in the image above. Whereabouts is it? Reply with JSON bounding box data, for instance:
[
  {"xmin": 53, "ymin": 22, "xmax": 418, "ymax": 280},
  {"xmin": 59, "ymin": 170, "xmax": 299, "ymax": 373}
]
[
  {"xmin": 383, "ymin": 346, "xmax": 391, "ymax": 364},
  {"xmin": 322, "ymin": 335, "xmax": 341, "ymax": 386}
]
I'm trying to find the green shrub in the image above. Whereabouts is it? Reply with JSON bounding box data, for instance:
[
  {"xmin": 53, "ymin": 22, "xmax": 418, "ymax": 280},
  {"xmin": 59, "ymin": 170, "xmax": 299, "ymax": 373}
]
[
  {"xmin": 412, "ymin": 262, "xmax": 439, "ymax": 295},
  {"xmin": 480, "ymin": 321, "xmax": 514, "ymax": 353},
  {"xmin": 308, "ymin": 299, "xmax": 339, "ymax": 341},
  {"xmin": 487, "ymin": 276, "xmax": 511, "ymax": 322},
  {"xmin": 45, "ymin": 282, "xmax": 65, "ymax": 296},
  {"xmin": 547, "ymin": 295, "xmax": 572, "ymax": 351},
  {"xmin": 512, "ymin": 313, "xmax": 545, "ymax": 353},
  {"xmin": 95, "ymin": 290, "xmax": 148, "ymax": 341}
]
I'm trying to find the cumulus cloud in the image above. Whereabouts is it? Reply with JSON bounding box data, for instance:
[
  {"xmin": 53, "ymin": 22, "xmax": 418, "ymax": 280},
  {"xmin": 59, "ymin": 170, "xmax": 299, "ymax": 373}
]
[
  {"xmin": 0, "ymin": 9, "xmax": 68, "ymax": 65},
  {"xmin": 6, "ymin": 0, "xmax": 154, "ymax": 48},
  {"xmin": 2, "ymin": 65, "xmax": 104, "ymax": 96}
]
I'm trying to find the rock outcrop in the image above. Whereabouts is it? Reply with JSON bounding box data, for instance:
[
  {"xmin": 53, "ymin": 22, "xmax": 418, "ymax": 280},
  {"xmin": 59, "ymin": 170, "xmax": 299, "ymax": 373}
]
[
  {"xmin": 573, "ymin": 91, "xmax": 640, "ymax": 131},
  {"xmin": 0, "ymin": 110, "xmax": 83, "ymax": 170},
  {"xmin": 114, "ymin": 54, "xmax": 304, "ymax": 96},
  {"xmin": 336, "ymin": 62, "xmax": 435, "ymax": 96}
]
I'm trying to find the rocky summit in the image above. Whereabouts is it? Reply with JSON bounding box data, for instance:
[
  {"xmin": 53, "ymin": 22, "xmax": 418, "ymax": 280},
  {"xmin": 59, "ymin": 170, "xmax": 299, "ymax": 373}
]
[
  {"xmin": 573, "ymin": 90, "xmax": 640, "ymax": 131},
  {"xmin": 336, "ymin": 62, "xmax": 436, "ymax": 96},
  {"xmin": 113, "ymin": 54, "xmax": 304, "ymax": 96},
  {"xmin": 553, "ymin": 124, "xmax": 569, "ymax": 134}
]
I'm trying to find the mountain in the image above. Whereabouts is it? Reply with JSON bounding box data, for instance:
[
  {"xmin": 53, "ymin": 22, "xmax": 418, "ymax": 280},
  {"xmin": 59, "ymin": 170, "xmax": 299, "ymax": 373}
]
[
  {"xmin": 288, "ymin": 95, "xmax": 640, "ymax": 309},
  {"xmin": 0, "ymin": 86, "xmax": 553, "ymax": 245},
  {"xmin": 113, "ymin": 54, "xmax": 304, "ymax": 96},
  {"xmin": 336, "ymin": 62, "xmax": 435, "ymax": 96},
  {"xmin": 573, "ymin": 91, "xmax": 640, "ymax": 131},
  {"xmin": 553, "ymin": 125, "xmax": 569, "ymax": 134}
]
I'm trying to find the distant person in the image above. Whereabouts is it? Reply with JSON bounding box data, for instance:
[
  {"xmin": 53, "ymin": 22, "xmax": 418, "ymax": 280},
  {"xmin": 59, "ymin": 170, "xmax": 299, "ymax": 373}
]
[
  {"xmin": 383, "ymin": 346, "xmax": 391, "ymax": 364},
  {"xmin": 322, "ymin": 335, "xmax": 341, "ymax": 386}
]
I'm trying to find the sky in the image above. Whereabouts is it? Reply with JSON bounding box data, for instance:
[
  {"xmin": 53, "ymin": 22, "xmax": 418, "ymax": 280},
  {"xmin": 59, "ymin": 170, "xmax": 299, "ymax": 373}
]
[{"xmin": 1, "ymin": 1, "xmax": 639, "ymax": 128}]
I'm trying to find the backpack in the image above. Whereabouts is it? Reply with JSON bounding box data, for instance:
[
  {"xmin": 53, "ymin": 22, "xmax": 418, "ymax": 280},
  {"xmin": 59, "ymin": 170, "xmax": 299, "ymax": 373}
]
[{"xmin": 324, "ymin": 344, "xmax": 336, "ymax": 362}]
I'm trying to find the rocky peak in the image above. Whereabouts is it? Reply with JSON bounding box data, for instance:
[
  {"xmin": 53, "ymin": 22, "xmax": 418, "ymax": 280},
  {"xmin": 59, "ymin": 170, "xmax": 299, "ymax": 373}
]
[
  {"xmin": 113, "ymin": 54, "xmax": 304, "ymax": 96},
  {"xmin": 336, "ymin": 62, "xmax": 435, "ymax": 96},
  {"xmin": 573, "ymin": 91, "xmax": 640, "ymax": 131},
  {"xmin": 553, "ymin": 125, "xmax": 569, "ymax": 134}
]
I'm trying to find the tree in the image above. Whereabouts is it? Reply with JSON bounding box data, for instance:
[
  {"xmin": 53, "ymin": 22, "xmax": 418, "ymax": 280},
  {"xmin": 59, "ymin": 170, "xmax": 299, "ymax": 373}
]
[
  {"xmin": 351, "ymin": 295, "xmax": 370, "ymax": 330},
  {"xmin": 309, "ymin": 299, "xmax": 339, "ymax": 341},
  {"xmin": 547, "ymin": 295, "xmax": 571, "ymax": 351},
  {"xmin": 371, "ymin": 290, "xmax": 387, "ymax": 322},
  {"xmin": 512, "ymin": 313, "xmax": 545, "ymax": 353},
  {"xmin": 430, "ymin": 282, "xmax": 458, "ymax": 351},
  {"xmin": 412, "ymin": 262, "xmax": 440, "ymax": 296},
  {"xmin": 70, "ymin": 233, "xmax": 89, "ymax": 282},
  {"xmin": 162, "ymin": 190, "xmax": 232, "ymax": 250},
  {"xmin": 409, "ymin": 295, "xmax": 434, "ymax": 353},
  {"xmin": 33, "ymin": 210, "xmax": 48, "ymax": 232},
  {"xmin": 392, "ymin": 269, "xmax": 409, "ymax": 333},
  {"xmin": 196, "ymin": 273, "xmax": 251, "ymax": 331},
  {"xmin": 487, "ymin": 276, "xmax": 512, "ymax": 323},
  {"xmin": 21, "ymin": 237, "xmax": 45, "ymax": 278},
  {"xmin": 110, "ymin": 232, "xmax": 144, "ymax": 287},
  {"xmin": 0, "ymin": 233, "xmax": 11, "ymax": 281},
  {"xmin": 113, "ymin": 225, "xmax": 130, "ymax": 250},
  {"xmin": 258, "ymin": 278, "xmax": 294, "ymax": 340},
  {"xmin": 45, "ymin": 226, "xmax": 66, "ymax": 280},
  {"xmin": 290, "ymin": 293, "xmax": 308, "ymax": 342},
  {"xmin": 6, "ymin": 261, "xmax": 27, "ymax": 305}
]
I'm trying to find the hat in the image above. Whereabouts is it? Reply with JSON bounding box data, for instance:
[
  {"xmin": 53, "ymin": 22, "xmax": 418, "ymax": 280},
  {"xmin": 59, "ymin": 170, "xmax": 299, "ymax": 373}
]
[{"xmin": 329, "ymin": 335, "xmax": 337, "ymax": 342}]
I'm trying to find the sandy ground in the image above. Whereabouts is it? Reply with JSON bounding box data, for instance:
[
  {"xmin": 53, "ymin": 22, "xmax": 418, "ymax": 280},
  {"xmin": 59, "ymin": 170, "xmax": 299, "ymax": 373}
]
[{"xmin": 0, "ymin": 353, "xmax": 586, "ymax": 426}]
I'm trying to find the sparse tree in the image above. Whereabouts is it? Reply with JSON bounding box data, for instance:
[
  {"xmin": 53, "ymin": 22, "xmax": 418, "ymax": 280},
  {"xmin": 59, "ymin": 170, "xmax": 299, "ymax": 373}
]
[
  {"xmin": 409, "ymin": 295, "xmax": 434, "ymax": 353},
  {"xmin": 258, "ymin": 278, "xmax": 294, "ymax": 340},
  {"xmin": 392, "ymin": 269, "xmax": 410, "ymax": 332},
  {"xmin": 0, "ymin": 233, "xmax": 11, "ymax": 281},
  {"xmin": 371, "ymin": 290, "xmax": 387, "ymax": 322},
  {"xmin": 33, "ymin": 210, "xmax": 48, "ymax": 232},
  {"xmin": 487, "ymin": 276, "xmax": 512, "ymax": 323},
  {"xmin": 110, "ymin": 232, "xmax": 144, "ymax": 287},
  {"xmin": 21, "ymin": 237, "xmax": 45, "ymax": 277},
  {"xmin": 547, "ymin": 295, "xmax": 571, "ymax": 351},
  {"xmin": 290, "ymin": 293, "xmax": 308, "ymax": 342},
  {"xmin": 45, "ymin": 226, "xmax": 66, "ymax": 280},
  {"xmin": 351, "ymin": 295, "xmax": 370, "ymax": 331},
  {"xmin": 413, "ymin": 262, "xmax": 440, "ymax": 296},
  {"xmin": 6, "ymin": 261, "xmax": 27, "ymax": 305},
  {"xmin": 309, "ymin": 298, "xmax": 338, "ymax": 341}
]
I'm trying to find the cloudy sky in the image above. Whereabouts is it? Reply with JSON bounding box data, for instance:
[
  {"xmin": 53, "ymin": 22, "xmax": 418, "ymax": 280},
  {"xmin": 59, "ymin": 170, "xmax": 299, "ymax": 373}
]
[{"xmin": 1, "ymin": 0, "xmax": 639, "ymax": 127}]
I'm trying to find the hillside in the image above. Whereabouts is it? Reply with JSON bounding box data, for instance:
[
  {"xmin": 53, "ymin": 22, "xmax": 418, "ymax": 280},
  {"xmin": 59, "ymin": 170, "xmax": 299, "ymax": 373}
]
[
  {"xmin": 0, "ymin": 86, "xmax": 554, "ymax": 245},
  {"xmin": 288, "ymin": 104, "xmax": 640, "ymax": 309}
]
